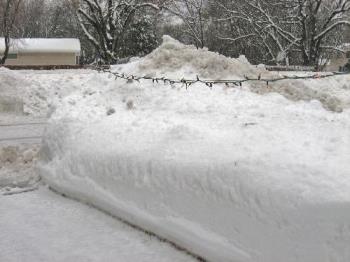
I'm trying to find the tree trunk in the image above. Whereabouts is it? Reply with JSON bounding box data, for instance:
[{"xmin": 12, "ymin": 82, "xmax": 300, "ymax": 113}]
[{"xmin": 0, "ymin": 36, "xmax": 10, "ymax": 65}]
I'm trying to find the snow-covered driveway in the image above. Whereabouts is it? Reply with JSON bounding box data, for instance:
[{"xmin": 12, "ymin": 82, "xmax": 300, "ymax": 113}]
[
  {"xmin": 0, "ymin": 188, "xmax": 195, "ymax": 262},
  {"xmin": 0, "ymin": 116, "xmax": 44, "ymax": 194},
  {"xmin": 0, "ymin": 116, "xmax": 46, "ymax": 145},
  {"xmin": 0, "ymin": 116, "xmax": 196, "ymax": 262}
]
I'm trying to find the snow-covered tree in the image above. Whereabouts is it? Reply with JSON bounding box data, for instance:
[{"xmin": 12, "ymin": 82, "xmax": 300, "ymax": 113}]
[
  {"xmin": 216, "ymin": 0, "xmax": 350, "ymax": 67},
  {"xmin": 297, "ymin": 0, "xmax": 350, "ymax": 66},
  {"xmin": 16, "ymin": 0, "xmax": 46, "ymax": 37},
  {"xmin": 77, "ymin": 0, "xmax": 162, "ymax": 63},
  {"xmin": 119, "ymin": 14, "xmax": 158, "ymax": 57},
  {"xmin": 164, "ymin": 0, "xmax": 209, "ymax": 48},
  {"xmin": 0, "ymin": 0, "xmax": 22, "ymax": 64}
]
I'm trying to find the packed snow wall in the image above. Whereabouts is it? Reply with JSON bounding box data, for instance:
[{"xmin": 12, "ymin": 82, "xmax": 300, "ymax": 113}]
[{"xmin": 38, "ymin": 37, "xmax": 350, "ymax": 262}]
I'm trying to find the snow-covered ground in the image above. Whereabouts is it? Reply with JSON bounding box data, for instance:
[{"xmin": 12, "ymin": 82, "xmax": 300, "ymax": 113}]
[
  {"xmin": 0, "ymin": 116, "xmax": 44, "ymax": 195},
  {"xmin": 0, "ymin": 121, "xmax": 197, "ymax": 261},
  {"xmin": 0, "ymin": 65, "xmax": 197, "ymax": 261},
  {"xmin": 0, "ymin": 144, "xmax": 40, "ymax": 195},
  {"xmin": 1, "ymin": 36, "xmax": 350, "ymax": 261},
  {"xmin": 0, "ymin": 68, "xmax": 91, "ymax": 117},
  {"xmin": 0, "ymin": 188, "xmax": 195, "ymax": 262}
]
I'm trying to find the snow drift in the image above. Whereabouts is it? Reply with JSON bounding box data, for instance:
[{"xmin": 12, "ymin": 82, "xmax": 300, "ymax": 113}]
[
  {"xmin": 121, "ymin": 36, "xmax": 350, "ymax": 112},
  {"xmin": 0, "ymin": 67, "xmax": 49, "ymax": 116},
  {"xmin": 38, "ymin": 37, "xmax": 350, "ymax": 262},
  {"xmin": 138, "ymin": 35, "xmax": 266, "ymax": 79}
]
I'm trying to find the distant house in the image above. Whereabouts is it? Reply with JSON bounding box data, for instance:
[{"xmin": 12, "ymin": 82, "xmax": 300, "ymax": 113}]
[
  {"xmin": 325, "ymin": 44, "xmax": 350, "ymax": 71},
  {"xmin": 0, "ymin": 38, "xmax": 81, "ymax": 66}
]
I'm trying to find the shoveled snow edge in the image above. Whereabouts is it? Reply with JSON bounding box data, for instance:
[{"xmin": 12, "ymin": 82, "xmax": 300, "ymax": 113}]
[{"xmin": 39, "ymin": 163, "xmax": 250, "ymax": 262}]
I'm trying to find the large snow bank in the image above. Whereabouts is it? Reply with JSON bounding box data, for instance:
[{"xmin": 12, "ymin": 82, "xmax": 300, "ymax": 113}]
[
  {"xmin": 121, "ymin": 36, "xmax": 350, "ymax": 112},
  {"xmin": 39, "ymin": 37, "xmax": 350, "ymax": 262},
  {"xmin": 138, "ymin": 35, "xmax": 266, "ymax": 79}
]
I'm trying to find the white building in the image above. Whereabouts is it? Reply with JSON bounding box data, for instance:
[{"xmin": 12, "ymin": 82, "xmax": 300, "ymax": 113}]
[{"xmin": 0, "ymin": 38, "xmax": 81, "ymax": 66}]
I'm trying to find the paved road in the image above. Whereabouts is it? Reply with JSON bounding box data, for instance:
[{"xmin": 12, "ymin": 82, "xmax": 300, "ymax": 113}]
[{"xmin": 0, "ymin": 116, "xmax": 46, "ymax": 145}]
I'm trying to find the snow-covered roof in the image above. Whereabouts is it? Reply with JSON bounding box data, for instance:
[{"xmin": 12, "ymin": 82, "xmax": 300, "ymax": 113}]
[{"xmin": 0, "ymin": 38, "xmax": 81, "ymax": 54}]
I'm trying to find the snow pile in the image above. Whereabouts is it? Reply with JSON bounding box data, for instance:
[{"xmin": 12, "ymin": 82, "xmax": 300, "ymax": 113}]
[
  {"xmin": 256, "ymin": 75, "xmax": 350, "ymax": 112},
  {"xmin": 0, "ymin": 145, "xmax": 40, "ymax": 195},
  {"xmin": 118, "ymin": 36, "xmax": 350, "ymax": 112},
  {"xmin": 0, "ymin": 67, "xmax": 49, "ymax": 115},
  {"xmin": 0, "ymin": 68, "xmax": 22, "ymax": 96},
  {"xmin": 137, "ymin": 35, "xmax": 266, "ymax": 79},
  {"xmin": 0, "ymin": 68, "xmax": 24, "ymax": 114},
  {"xmin": 38, "ymin": 39, "xmax": 350, "ymax": 262},
  {"xmin": 0, "ymin": 68, "xmax": 88, "ymax": 116}
]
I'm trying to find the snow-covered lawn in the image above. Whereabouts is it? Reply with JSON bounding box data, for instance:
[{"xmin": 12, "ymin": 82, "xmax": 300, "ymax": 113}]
[
  {"xmin": 1, "ymin": 36, "xmax": 350, "ymax": 262},
  {"xmin": 0, "ymin": 188, "xmax": 195, "ymax": 262}
]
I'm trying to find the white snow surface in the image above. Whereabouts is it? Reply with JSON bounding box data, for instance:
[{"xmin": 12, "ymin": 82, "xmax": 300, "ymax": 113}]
[
  {"xmin": 0, "ymin": 188, "xmax": 195, "ymax": 262},
  {"xmin": 9, "ymin": 36, "xmax": 349, "ymax": 261},
  {"xmin": 122, "ymin": 36, "xmax": 350, "ymax": 112},
  {"xmin": 0, "ymin": 116, "xmax": 46, "ymax": 195},
  {"xmin": 0, "ymin": 144, "xmax": 40, "ymax": 194},
  {"xmin": 0, "ymin": 116, "xmax": 194, "ymax": 262},
  {"xmin": 0, "ymin": 68, "xmax": 89, "ymax": 116},
  {"xmin": 0, "ymin": 38, "xmax": 81, "ymax": 54}
]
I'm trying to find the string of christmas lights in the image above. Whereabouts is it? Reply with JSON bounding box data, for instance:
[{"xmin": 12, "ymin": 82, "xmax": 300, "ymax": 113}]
[{"xmin": 95, "ymin": 66, "xmax": 350, "ymax": 89}]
